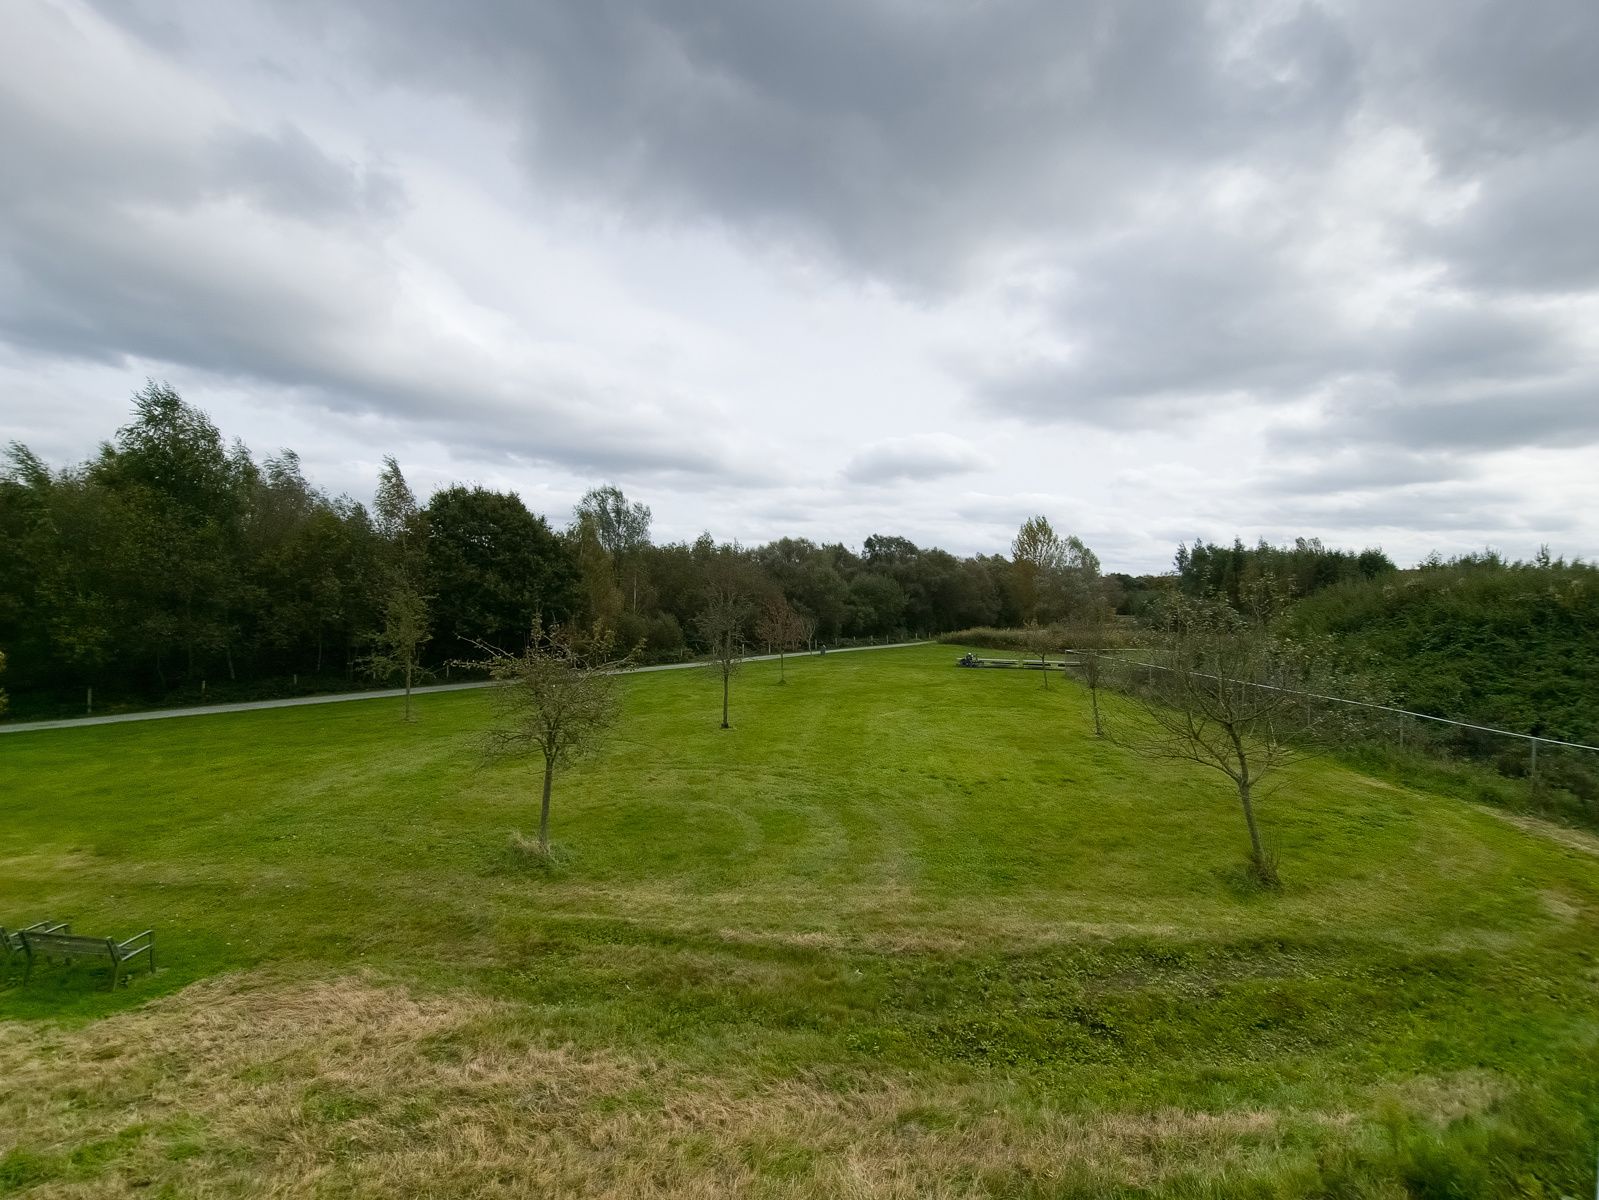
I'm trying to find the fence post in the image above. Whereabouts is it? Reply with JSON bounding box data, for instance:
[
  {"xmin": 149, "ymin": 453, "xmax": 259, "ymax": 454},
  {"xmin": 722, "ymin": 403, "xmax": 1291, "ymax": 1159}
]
[
  {"xmin": 1530, "ymin": 739, "xmax": 1539, "ymax": 792},
  {"xmin": 86, "ymin": 686, "xmax": 93, "ymax": 716}
]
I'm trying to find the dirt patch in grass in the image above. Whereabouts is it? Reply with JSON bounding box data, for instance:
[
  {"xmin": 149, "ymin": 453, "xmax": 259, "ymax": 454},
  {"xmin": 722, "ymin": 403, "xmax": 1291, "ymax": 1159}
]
[
  {"xmin": 1486, "ymin": 808, "xmax": 1599, "ymax": 858},
  {"xmin": 0, "ymin": 968, "xmax": 1475, "ymax": 1198}
]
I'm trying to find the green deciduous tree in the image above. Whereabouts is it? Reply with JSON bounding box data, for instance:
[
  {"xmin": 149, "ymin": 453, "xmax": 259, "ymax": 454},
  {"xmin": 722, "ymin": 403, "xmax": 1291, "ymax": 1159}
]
[
  {"xmin": 365, "ymin": 585, "xmax": 431, "ymax": 721},
  {"xmin": 426, "ymin": 485, "xmax": 577, "ymax": 655},
  {"xmin": 472, "ymin": 621, "xmax": 637, "ymax": 855},
  {"xmin": 1012, "ymin": 516, "xmax": 1101, "ymax": 626},
  {"xmin": 574, "ymin": 484, "xmax": 652, "ymax": 612}
]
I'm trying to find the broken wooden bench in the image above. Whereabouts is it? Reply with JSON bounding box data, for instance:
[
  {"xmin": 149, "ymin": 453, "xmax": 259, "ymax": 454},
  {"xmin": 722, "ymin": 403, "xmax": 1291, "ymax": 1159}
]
[
  {"xmin": 17, "ymin": 927, "xmax": 155, "ymax": 989},
  {"xmin": 2, "ymin": 920, "xmax": 70, "ymax": 975}
]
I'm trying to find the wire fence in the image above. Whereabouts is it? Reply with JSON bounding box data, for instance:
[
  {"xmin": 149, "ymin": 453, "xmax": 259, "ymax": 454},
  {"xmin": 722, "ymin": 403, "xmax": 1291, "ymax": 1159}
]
[{"xmin": 1061, "ymin": 647, "xmax": 1599, "ymax": 804}]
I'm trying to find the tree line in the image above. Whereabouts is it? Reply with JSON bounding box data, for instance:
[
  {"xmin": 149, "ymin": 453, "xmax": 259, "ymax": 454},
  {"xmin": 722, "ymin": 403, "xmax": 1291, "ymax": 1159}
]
[{"xmin": 0, "ymin": 384, "xmax": 1110, "ymax": 716}]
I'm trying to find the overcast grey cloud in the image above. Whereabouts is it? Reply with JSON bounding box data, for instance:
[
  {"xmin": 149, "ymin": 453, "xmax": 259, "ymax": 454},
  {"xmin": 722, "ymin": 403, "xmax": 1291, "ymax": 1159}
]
[
  {"xmin": 843, "ymin": 434, "xmax": 992, "ymax": 485},
  {"xmin": 319, "ymin": 0, "xmax": 1362, "ymax": 286},
  {"xmin": 3, "ymin": 0, "xmax": 1596, "ymax": 571}
]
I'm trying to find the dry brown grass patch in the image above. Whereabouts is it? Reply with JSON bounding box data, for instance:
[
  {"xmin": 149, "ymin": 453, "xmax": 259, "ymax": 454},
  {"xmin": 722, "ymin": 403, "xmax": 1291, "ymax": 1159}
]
[
  {"xmin": 0, "ymin": 969, "xmax": 1447, "ymax": 1198},
  {"xmin": 1485, "ymin": 808, "xmax": 1599, "ymax": 858}
]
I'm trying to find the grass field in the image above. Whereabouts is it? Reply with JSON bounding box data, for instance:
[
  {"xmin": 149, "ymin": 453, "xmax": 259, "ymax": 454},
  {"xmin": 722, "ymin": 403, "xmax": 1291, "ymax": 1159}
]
[{"xmin": 3, "ymin": 644, "xmax": 1597, "ymax": 1197}]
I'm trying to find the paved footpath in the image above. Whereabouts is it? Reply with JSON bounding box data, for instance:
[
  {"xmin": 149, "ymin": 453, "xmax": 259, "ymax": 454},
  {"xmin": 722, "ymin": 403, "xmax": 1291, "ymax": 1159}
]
[{"xmin": 0, "ymin": 642, "xmax": 930, "ymax": 734}]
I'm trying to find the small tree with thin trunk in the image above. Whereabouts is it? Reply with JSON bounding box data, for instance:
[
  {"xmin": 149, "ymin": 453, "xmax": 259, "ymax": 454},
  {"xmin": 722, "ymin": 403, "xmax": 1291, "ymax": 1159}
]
[
  {"xmin": 755, "ymin": 596, "xmax": 805, "ymax": 683},
  {"xmin": 471, "ymin": 621, "xmax": 637, "ymax": 857},
  {"xmin": 1021, "ymin": 621, "xmax": 1055, "ymax": 689},
  {"xmin": 365, "ymin": 584, "xmax": 431, "ymax": 721},
  {"xmin": 1123, "ymin": 591, "xmax": 1320, "ymax": 886},
  {"xmin": 697, "ymin": 583, "xmax": 751, "ymax": 728},
  {"xmin": 795, "ymin": 611, "xmax": 817, "ymax": 654},
  {"xmin": 1078, "ymin": 640, "xmax": 1107, "ymax": 738},
  {"xmin": 1074, "ymin": 588, "xmax": 1113, "ymax": 737}
]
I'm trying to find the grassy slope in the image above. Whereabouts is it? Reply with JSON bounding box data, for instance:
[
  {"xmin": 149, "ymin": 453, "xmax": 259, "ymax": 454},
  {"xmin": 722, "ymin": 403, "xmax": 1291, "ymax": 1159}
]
[{"xmin": 2, "ymin": 645, "xmax": 1596, "ymax": 1197}]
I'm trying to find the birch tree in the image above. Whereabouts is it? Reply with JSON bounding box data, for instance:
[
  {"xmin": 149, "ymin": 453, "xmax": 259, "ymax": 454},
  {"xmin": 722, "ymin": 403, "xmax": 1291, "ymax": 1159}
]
[{"xmin": 365, "ymin": 584, "xmax": 431, "ymax": 721}]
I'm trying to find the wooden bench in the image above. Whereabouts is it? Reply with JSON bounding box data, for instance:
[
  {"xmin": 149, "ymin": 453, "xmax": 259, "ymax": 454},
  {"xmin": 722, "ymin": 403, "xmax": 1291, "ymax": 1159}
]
[
  {"xmin": 19, "ymin": 928, "xmax": 154, "ymax": 990},
  {"xmin": 956, "ymin": 655, "xmax": 1070, "ymax": 670},
  {"xmin": 2, "ymin": 921, "xmax": 70, "ymax": 975}
]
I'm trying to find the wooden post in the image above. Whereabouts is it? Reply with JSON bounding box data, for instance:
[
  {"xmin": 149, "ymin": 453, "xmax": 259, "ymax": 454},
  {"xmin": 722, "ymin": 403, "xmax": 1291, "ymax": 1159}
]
[{"xmin": 1530, "ymin": 740, "xmax": 1539, "ymax": 792}]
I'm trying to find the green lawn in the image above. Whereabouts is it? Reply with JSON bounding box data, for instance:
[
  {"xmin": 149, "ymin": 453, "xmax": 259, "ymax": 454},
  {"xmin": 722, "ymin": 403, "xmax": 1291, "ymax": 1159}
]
[{"xmin": 2, "ymin": 645, "xmax": 1597, "ymax": 1197}]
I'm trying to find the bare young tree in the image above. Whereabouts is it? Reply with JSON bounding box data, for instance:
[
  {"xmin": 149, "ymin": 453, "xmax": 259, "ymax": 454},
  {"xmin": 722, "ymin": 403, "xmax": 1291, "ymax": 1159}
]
[
  {"xmin": 1074, "ymin": 586, "xmax": 1114, "ymax": 737},
  {"xmin": 755, "ymin": 596, "xmax": 806, "ymax": 683},
  {"xmin": 1077, "ymin": 640, "xmax": 1107, "ymax": 738},
  {"xmin": 471, "ymin": 621, "xmax": 637, "ymax": 856},
  {"xmin": 1020, "ymin": 621, "xmax": 1056, "ymax": 689},
  {"xmin": 1126, "ymin": 594, "xmax": 1320, "ymax": 886},
  {"xmin": 365, "ymin": 584, "xmax": 431, "ymax": 721},
  {"xmin": 697, "ymin": 581, "xmax": 751, "ymax": 728}
]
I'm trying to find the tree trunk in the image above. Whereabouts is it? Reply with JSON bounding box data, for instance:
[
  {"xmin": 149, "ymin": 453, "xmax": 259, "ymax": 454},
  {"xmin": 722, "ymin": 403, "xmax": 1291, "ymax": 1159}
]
[
  {"xmin": 1238, "ymin": 775, "xmax": 1266, "ymax": 865},
  {"xmin": 1090, "ymin": 685, "xmax": 1102, "ymax": 737},
  {"xmin": 779, "ymin": 647, "xmax": 785, "ymax": 683},
  {"xmin": 226, "ymin": 644, "xmax": 236, "ymax": 682},
  {"xmin": 539, "ymin": 756, "xmax": 555, "ymax": 853},
  {"xmin": 721, "ymin": 667, "xmax": 730, "ymax": 729},
  {"xmin": 404, "ymin": 656, "xmax": 414, "ymax": 721}
]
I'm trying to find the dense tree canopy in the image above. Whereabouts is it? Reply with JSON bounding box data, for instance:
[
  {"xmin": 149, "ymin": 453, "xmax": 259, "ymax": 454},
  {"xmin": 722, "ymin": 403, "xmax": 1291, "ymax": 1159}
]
[
  {"xmin": 425, "ymin": 485, "xmax": 577, "ymax": 655},
  {"xmin": 1175, "ymin": 537, "xmax": 1395, "ymax": 608},
  {"xmin": 0, "ymin": 385, "xmax": 1106, "ymax": 715}
]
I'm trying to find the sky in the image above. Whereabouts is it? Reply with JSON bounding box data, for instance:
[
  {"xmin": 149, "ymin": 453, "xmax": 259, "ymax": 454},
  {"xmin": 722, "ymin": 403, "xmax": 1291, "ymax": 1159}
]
[{"xmin": 2, "ymin": 1, "xmax": 1596, "ymax": 573}]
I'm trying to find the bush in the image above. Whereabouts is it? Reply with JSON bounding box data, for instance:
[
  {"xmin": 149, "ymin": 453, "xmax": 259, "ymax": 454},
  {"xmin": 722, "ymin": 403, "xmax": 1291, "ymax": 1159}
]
[
  {"xmin": 645, "ymin": 612, "xmax": 685, "ymax": 654},
  {"xmin": 938, "ymin": 621, "xmax": 1144, "ymax": 653}
]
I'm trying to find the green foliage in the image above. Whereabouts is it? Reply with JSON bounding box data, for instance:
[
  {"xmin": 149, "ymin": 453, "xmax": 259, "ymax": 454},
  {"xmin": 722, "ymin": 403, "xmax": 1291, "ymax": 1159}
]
[
  {"xmin": 0, "ymin": 387, "xmax": 1078, "ymax": 716},
  {"xmin": 1011, "ymin": 514, "xmax": 1101, "ymax": 624},
  {"xmin": 1176, "ymin": 536, "xmax": 1395, "ymax": 608},
  {"xmin": 1291, "ymin": 553, "xmax": 1599, "ymax": 817},
  {"xmin": 1292, "ymin": 554, "xmax": 1598, "ymax": 737},
  {"xmin": 424, "ymin": 485, "xmax": 577, "ymax": 655},
  {"xmin": 937, "ymin": 622, "xmax": 1143, "ymax": 652},
  {"xmin": 363, "ymin": 585, "xmax": 431, "ymax": 720}
]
